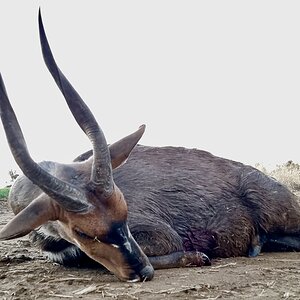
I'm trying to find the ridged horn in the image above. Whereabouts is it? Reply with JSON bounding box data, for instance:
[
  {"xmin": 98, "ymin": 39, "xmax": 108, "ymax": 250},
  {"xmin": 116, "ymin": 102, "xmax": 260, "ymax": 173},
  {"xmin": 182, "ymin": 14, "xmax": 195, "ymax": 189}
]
[
  {"xmin": 38, "ymin": 9, "xmax": 113, "ymax": 196},
  {"xmin": 0, "ymin": 73, "xmax": 89, "ymax": 212}
]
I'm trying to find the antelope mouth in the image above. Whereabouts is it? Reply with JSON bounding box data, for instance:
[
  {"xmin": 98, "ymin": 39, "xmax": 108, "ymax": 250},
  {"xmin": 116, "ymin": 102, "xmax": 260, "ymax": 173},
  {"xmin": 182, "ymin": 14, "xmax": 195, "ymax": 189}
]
[
  {"xmin": 138, "ymin": 265, "xmax": 155, "ymax": 281},
  {"xmin": 123, "ymin": 264, "xmax": 154, "ymax": 282}
]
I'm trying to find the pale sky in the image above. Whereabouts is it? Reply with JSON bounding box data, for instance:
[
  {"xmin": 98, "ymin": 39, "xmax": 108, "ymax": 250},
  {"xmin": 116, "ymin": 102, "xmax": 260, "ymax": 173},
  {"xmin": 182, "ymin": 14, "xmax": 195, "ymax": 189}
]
[{"xmin": 1, "ymin": 1, "xmax": 300, "ymax": 187}]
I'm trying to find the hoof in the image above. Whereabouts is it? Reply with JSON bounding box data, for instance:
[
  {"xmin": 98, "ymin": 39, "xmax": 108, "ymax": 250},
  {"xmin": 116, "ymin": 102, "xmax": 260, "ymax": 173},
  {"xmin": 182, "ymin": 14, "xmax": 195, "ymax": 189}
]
[
  {"xmin": 200, "ymin": 252, "xmax": 211, "ymax": 266},
  {"xmin": 183, "ymin": 251, "xmax": 211, "ymax": 267}
]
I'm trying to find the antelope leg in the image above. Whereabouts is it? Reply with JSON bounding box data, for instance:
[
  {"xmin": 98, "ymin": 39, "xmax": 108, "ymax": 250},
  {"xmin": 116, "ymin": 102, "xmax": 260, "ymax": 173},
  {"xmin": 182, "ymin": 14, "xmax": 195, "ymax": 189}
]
[{"xmin": 148, "ymin": 251, "xmax": 211, "ymax": 269}]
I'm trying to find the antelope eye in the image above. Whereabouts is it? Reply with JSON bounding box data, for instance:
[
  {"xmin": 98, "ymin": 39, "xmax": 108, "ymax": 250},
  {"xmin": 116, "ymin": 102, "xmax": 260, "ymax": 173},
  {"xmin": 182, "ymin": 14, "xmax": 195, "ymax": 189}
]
[{"xmin": 74, "ymin": 229, "xmax": 94, "ymax": 240}]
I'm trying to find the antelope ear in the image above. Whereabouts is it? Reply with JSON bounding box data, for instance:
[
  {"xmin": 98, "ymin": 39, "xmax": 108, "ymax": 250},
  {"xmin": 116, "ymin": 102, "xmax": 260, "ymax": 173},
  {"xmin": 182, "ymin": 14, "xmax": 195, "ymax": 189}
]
[
  {"xmin": 109, "ymin": 125, "xmax": 146, "ymax": 169},
  {"xmin": 0, "ymin": 196, "xmax": 58, "ymax": 240}
]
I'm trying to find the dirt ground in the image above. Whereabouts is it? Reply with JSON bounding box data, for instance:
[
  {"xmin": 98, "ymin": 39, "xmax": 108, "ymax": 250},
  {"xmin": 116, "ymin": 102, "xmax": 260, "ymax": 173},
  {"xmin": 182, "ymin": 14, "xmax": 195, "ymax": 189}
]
[{"xmin": 0, "ymin": 200, "xmax": 300, "ymax": 300}]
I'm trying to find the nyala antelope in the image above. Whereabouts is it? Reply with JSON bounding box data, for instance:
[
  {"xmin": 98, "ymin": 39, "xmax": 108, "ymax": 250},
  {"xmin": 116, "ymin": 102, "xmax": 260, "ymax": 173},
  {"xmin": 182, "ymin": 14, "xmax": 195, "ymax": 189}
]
[{"xmin": 1, "ymin": 10, "xmax": 300, "ymax": 282}]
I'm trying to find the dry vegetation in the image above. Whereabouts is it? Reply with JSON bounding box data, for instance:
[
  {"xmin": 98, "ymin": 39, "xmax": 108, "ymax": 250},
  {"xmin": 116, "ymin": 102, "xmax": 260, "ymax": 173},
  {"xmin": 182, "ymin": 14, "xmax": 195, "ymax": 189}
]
[{"xmin": 255, "ymin": 160, "xmax": 300, "ymax": 197}]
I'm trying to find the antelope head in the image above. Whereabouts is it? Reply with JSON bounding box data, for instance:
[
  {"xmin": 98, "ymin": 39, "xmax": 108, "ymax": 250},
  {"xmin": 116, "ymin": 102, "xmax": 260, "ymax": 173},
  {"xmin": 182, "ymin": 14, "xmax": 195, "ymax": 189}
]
[{"xmin": 0, "ymin": 10, "xmax": 154, "ymax": 282}]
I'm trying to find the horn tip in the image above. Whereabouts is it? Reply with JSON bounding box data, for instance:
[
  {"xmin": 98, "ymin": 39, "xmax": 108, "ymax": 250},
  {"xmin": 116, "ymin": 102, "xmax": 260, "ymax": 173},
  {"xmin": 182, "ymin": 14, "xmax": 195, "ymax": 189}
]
[
  {"xmin": 139, "ymin": 124, "xmax": 146, "ymax": 135},
  {"xmin": 38, "ymin": 7, "xmax": 42, "ymax": 21},
  {"xmin": 139, "ymin": 124, "xmax": 146, "ymax": 131}
]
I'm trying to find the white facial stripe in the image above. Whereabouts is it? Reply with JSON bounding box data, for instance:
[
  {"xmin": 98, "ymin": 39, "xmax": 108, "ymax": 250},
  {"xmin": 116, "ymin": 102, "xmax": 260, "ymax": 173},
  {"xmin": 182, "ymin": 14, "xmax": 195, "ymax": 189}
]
[
  {"xmin": 123, "ymin": 240, "xmax": 132, "ymax": 253},
  {"xmin": 123, "ymin": 225, "xmax": 133, "ymax": 253},
  {"xmin": 73, "ymin": 239, "xmax": 81, "ymax": 247}
]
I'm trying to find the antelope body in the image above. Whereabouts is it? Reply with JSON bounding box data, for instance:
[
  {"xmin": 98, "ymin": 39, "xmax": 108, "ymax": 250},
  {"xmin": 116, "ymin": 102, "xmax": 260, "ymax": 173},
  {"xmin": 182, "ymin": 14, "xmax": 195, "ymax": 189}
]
[{"xmin": 1, "ymin": 11, "xmax": 300, "ymax": 282}]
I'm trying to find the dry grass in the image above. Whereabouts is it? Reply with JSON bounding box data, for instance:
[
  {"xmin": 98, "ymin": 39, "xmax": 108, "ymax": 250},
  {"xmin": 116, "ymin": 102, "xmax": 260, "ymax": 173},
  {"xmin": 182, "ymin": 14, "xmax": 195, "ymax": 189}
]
[{"xmin": 255, "ymin": 160, "xmax": 300, "ymax": 196}]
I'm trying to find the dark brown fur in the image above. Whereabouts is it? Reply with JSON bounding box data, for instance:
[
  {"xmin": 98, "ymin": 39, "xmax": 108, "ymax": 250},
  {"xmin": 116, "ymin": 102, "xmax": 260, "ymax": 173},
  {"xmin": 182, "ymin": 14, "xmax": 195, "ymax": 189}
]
[
  {"xmin": 113, "ymin": 146, "xmax": 300, "ymax": 258},
  {"xmin": 21, "ymin": 145, "xmax": 300, "ymax": 266}
]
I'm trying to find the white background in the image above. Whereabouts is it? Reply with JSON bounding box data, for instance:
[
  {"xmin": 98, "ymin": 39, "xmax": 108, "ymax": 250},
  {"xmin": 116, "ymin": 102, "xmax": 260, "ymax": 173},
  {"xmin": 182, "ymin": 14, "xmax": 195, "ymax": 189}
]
[{"xmin": 0, "ymin": 1, "xmax": 300, "ymax": 186}]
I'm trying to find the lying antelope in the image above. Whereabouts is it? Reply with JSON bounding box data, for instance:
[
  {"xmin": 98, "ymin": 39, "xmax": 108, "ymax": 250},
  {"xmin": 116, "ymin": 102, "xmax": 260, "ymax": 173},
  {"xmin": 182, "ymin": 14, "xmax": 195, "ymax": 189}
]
[{"xmin": 1, "ymin": 10, "xmax": 300, "ymax": 282}]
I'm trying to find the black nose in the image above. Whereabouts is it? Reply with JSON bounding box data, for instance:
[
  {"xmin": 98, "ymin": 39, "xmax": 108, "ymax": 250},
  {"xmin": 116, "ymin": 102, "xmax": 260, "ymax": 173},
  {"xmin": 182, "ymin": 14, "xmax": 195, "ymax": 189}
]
[{"xmin": 139, "ymin": 265, "xmax": 154, "ymax": 281}]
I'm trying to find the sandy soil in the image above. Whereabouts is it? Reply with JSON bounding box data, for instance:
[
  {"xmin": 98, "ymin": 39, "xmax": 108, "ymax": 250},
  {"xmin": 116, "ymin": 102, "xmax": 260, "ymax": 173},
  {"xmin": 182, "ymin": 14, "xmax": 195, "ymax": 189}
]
[{"xmin": 0, "ymin": 200, "xmax": 300, "ymax": 300}]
